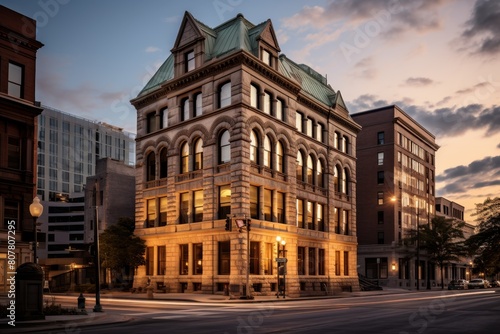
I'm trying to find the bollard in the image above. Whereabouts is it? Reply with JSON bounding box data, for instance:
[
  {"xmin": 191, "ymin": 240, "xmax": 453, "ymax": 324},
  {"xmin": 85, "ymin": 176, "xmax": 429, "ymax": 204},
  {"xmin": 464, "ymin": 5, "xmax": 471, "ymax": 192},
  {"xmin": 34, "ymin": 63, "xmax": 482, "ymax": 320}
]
[
  {"xmin": 78, "ymin": 293, "xmax": 86, "ymax": 311},
  {"xmin": 147, "ymin": 285, "xmax": 154, "ymax": 299}
]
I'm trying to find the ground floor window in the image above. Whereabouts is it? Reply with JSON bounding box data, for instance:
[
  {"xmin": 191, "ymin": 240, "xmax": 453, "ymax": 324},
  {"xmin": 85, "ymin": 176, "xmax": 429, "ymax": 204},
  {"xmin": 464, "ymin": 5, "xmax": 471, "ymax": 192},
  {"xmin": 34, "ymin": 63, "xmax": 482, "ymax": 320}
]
[
  {"xmin": 366, "ymin": 257, "xmax": 388, "ymax": 279},
  {"xmin": 218, "ymin": 241, "xmax": 230, "ymax": 275}
]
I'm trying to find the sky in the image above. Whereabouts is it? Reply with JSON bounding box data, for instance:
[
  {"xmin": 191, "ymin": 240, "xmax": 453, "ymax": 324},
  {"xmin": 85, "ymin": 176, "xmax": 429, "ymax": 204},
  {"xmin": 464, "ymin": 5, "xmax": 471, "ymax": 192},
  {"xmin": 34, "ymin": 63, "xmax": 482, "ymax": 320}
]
[{"xmin": 2, "ymin": 0, "xmax": 499, "ymax": 223}]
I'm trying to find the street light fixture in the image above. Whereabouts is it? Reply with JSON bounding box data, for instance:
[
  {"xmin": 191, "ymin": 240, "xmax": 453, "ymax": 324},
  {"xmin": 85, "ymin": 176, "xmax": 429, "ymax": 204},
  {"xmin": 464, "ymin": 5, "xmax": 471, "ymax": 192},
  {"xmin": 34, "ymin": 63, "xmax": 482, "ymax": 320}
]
[
  {"xmin": 276, "ymin": 236, "xmax": 286, "ymax": 298},
  {"xmin": 29, "ymin": 197, "xmax": 43, "ymax": 264}
]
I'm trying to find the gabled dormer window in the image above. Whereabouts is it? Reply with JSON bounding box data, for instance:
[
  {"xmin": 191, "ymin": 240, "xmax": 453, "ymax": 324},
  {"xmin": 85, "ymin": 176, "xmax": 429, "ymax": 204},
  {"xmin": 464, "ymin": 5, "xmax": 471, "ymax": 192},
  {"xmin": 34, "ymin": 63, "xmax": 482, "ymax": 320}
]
[{"xmin": 185, "ymin": 50, "xmax": 195, "ymax": 72}]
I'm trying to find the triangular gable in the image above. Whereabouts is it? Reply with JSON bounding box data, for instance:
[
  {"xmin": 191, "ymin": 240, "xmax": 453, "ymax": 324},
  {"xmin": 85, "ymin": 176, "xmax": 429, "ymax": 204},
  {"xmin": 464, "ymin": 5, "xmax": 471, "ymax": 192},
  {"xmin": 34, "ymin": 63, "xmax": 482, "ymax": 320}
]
[
  {"xmin": 332, "ymin": 90, "xmax": 348, "ymax": 111},
  {"xmin": 172, "ymin": 11, "xmax": 205, "ymax": 51},
  {"xmin": 256, "ymin": 20, "xmax": 280, "ymax": 52}
]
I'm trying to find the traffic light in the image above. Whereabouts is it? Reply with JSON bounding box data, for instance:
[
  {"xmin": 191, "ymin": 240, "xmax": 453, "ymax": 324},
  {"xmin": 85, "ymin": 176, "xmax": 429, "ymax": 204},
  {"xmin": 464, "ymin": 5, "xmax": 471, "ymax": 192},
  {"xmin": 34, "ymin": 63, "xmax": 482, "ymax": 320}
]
[
  {"xmin": 246, "ymin": 219, "xmax": 251, "ymax": 231},
  {"xmin": 225, "ymin": 216, "xmax": 232, "ymax": 231}
]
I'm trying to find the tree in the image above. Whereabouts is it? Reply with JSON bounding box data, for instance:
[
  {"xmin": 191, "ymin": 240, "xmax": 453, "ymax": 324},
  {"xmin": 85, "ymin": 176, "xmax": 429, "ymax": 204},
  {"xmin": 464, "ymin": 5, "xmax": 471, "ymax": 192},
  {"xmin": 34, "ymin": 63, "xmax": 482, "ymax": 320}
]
[
  {"xmin": 406, "ymin": 216, "xmax": 466, "ymax": 289},
  {"xmin": 99, "ymin": 217, "xmax": 146, "ymax": 284},
  {"xmin": 465, "ymin": 197, "xmax": 500, "ymax": 278}
]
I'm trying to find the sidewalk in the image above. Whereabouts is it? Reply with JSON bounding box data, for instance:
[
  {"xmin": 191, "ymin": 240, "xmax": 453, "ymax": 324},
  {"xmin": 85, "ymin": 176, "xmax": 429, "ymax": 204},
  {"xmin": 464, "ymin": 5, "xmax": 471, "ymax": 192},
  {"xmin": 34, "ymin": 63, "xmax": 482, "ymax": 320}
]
[{"xmin": 0, "ymin": 287, "xmax": 413, "ymax": 332}]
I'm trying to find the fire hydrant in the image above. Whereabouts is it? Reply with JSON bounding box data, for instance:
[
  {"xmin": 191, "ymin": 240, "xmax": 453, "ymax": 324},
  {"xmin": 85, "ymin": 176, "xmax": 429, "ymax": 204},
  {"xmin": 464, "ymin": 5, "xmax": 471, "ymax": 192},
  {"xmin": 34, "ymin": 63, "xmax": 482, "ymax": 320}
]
[{"xmin": 77, "ymin": 293, "xmax": 86, "ymax": 311}]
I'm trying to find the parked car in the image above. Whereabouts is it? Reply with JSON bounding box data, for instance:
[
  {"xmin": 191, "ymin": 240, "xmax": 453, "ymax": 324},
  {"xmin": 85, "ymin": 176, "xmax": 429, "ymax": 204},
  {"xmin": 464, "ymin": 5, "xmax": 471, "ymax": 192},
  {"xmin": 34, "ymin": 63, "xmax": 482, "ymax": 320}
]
[
  {"xmin": 448, "ymin": 279, "xmax": 468, "ymax": 290},
  {"xmin": 468, "ymin": 279, "xmax": 489, "ymax": 289},
  {"xmin": 489, "ymin": 280, "xmax": 500, "ymax": 288}
]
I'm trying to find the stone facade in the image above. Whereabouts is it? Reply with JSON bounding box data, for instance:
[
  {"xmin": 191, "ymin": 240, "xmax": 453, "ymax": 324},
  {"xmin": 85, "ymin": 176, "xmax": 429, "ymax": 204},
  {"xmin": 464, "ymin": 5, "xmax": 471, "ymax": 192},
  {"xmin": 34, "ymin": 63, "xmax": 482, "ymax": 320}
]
[{"xmin": 130, "ymin": 12, "xmax": 361, "ymax": 297}]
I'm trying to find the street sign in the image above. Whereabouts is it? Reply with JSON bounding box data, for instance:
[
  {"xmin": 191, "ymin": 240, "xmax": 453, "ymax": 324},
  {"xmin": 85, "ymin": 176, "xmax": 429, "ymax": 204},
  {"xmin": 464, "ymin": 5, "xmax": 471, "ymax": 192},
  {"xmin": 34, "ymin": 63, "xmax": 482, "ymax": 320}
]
[{"xmin": 275, "ymin": 258, "xmax": 288, "ymax": 263}]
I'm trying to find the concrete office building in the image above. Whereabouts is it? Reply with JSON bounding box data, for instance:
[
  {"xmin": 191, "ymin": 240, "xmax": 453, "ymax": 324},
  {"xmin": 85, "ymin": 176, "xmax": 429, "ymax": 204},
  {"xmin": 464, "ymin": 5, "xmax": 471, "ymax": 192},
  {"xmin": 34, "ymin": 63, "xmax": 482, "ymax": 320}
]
[
  {"xmin": 352, "ymin": 105, "xmax": 439, "ymax": 289},
  {"xmin": 131, "ymin": 12, "xmax": 361, "ymax": 297},
  {"xmin": 0, "ymin": 5, "xmax": 43, "ymax": 292}
]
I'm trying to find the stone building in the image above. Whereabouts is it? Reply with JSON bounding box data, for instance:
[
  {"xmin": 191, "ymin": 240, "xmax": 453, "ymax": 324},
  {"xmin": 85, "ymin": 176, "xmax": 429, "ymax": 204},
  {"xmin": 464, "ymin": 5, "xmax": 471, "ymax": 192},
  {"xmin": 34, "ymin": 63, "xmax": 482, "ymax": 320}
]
[
  {"xmin": 352, "ymin": 105, "xmax": 439, "ymax": 289},
  {"xmin": 130, "ymin": 12, "xmax": 361, "ymax": 296}
]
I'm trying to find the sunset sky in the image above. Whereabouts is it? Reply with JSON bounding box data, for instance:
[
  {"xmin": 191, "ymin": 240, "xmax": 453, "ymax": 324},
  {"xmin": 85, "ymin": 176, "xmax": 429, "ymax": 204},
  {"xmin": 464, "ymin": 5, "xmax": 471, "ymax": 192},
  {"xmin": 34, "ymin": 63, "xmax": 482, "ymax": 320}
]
[{"xmin": 3, "ymin": 0, "xmax": 499, "ymax": 223}]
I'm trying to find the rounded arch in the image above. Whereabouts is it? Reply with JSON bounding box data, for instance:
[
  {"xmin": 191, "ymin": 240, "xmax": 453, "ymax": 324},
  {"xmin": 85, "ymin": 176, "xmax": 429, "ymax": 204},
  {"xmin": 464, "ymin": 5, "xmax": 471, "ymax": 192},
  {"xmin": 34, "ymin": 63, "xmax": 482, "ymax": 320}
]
[
  {"xmin": 193, "ymin": 137, "xmax": 203, "ymax": 171},
  {"xmin": 159, "ymin": 146, "xmax": 169, "ymax": 179}
]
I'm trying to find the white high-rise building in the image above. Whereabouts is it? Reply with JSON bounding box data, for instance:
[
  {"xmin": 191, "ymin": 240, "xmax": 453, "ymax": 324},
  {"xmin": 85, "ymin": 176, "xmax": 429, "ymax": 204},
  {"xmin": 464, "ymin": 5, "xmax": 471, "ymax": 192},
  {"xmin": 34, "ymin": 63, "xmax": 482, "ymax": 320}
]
[{"xmin": 36, "ymin": 106, "xmax": 135, "ymax": 201}]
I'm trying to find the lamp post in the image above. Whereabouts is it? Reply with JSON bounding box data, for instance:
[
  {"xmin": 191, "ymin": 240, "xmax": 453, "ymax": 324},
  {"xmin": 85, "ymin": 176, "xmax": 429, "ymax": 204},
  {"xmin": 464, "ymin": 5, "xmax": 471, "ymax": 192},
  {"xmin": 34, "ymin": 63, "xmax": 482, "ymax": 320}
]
[
  {"xmin": 29, "ymin": 197, "xmax": 43, "ymax": 264},
  {"xmin": 93, "ymin": 186, "xmax": 103, "ymax": 312},
  {"xmin": 276, "ymin": 236, "xmax": 286, "ymax": 298}
]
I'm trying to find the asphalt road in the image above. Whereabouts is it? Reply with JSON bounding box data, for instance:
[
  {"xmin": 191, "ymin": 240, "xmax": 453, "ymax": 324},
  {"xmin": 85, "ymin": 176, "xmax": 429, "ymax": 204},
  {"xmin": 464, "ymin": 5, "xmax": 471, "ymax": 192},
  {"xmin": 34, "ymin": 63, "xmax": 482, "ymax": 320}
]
[{"xmin": 15, "ymin": 289, "xmax": 500, "ymax": 334}]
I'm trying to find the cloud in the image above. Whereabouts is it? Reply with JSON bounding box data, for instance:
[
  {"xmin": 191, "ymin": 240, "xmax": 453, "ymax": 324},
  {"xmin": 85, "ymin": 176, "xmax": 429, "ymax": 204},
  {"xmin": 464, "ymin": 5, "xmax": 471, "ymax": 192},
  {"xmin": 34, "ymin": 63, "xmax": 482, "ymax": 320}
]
[
  {"xmin": 352, "ymin": 57, "xmax": 377, "ymax": 79},
  {"xmin": 436, "ymin": 155, "xmax": 500, "ymax": 195},
  {"xmin": 403, "ymin": 77, "xmax": 435, "ymax": 87},
  {"xmin": 348, "ymin": 92, "xmax": 500, "ymax": 137},
  {"xmin": 282, "ymin": 0, "xmax": 451, "ymax": 36},
  {"xmin": 461, "ymin": 0, "xmax": 500, "ymax": 55},
  {"xmin": 145, "ymin": 46, "xmax": 160, "ymax": 53}
]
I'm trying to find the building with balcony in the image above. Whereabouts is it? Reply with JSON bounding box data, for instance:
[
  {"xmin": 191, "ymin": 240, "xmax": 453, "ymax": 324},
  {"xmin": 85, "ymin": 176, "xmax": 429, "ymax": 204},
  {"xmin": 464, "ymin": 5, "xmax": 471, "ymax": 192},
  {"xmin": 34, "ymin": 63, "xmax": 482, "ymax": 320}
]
[
  {"xmin": 352, "ymin": 105, "xmax": 439, "ymax": 289},
  {"xmin": 0, "ymin": 5, "xmax": 43, "ymax": 292},
  {"xmin": 130, "ymin": 12, "xmax": 361, "ymax": 297}
]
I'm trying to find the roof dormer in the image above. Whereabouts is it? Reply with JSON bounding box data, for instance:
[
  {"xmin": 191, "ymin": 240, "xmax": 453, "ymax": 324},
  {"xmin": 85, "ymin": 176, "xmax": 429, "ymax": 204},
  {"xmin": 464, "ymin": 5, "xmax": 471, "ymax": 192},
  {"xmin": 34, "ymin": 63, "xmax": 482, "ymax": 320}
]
[
  {"xmin": 171, "ymin": 11, "xmax": 207, "ymax": 78},
  {"xmin": 251, "ymin": 19, "xmax": 280, "ymax": 70}
]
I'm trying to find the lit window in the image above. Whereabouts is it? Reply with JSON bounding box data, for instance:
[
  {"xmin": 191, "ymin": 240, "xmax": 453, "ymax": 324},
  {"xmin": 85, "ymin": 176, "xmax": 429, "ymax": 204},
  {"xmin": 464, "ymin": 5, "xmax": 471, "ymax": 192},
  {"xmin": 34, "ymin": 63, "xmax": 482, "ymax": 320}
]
[
  {"xmin": 378, "ymin": 152, "xmax": 384, "ymax": 165},
  {"xmin": 264, "ymin": 188, "xmax": 272, "ymax": 221},
  {"xmin": 218, "ymin": 185, "xmax": 231, "ymax": 219},
  {"xmin": 296, "ymin": 151, "xmax": 304, "ymax": 182},
  {"xmin": 276, "ymin": 141, "xmax": 284, "ymax": 173},
  {"xmin": 8, "ymin": 62, "xmax": 23, "ymax": 98},
  {"xmin": 277, "ymin": 192, "xmax": 285, "ymax": 223},
  {"xmin": 147, "ymin": 198, "xmax": 156, "ymax": 227},
  {"xmin": 307, "ymin": 155, "xmax": 314, "ymax": 184},
  {"xmin": 297, "ymin": 199, "xmax": 304, "ymax": 228},
  {"xmin": 180, "ymin": 193, "xmax": 189, "ymax": 224},
  {"xmin": 306, "ymin": 118, "xmax": 313, "ymax": 137},
  {"xmin": 250, "ymin": 185, "xmax": 259, "ymax": 219},
  {"xmin": 316, "ymin": 160, "xmax": 323, "ymax": 187},
  {"xmin": 161, "ymin": 108, "xmax": 168, "ymax": 128},
  {"xmin": 377, "ymin": 191, "xmax": 384, "ymax": 205},
  {"xmin": 181, "ymin": 142, "xmax": 189, "ymax": 173},
  {"xmin": 194, "ymin": 139, "xmax": 203, "ymax": 171},
  {"xmin": 250, "ymin": 130, "xmax": 259, "ymax": 164},
  {"xmin": 193, "ymin": 243, "xmax": 203, "ymax": 274},
  {"xmin": 296, "ymin": 112, "xmax": 303, "ymax": 132},
  {"xmin": 263, "ymin": 135, "xmax": 272, "ymax": 168},
  {"xmin": 159, "ymin": 197, "xmax": 167, "ymax": 226},
  {"xmin": 316, "ymin": 123, "xmax": 324, "ymax": 143},
  {"xmin": 180, "ymin": 244, "xmax": 189, "ymax": 274},
  {"xmin": 193, "ymin": 190, "xmax": 203, "ymax": 222}
]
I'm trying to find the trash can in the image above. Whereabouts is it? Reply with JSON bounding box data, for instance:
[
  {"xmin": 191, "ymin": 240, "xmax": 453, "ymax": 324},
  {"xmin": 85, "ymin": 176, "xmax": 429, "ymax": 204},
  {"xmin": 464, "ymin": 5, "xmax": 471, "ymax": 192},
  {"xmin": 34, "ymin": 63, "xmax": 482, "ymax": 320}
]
[{"xmin": 15, "ymin": 263, "xmax": 45, "ymax": 321}]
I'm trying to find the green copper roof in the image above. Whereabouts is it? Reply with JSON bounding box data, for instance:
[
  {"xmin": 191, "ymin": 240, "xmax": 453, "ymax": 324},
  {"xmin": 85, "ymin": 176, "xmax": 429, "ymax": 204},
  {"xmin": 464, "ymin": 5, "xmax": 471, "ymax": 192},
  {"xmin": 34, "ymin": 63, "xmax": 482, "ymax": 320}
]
[
  {"xmin": 136, "ymin": 12, "xmax": 344, "ymax": 111},
  {"xmin": 139, "ymin": 54, "xmax": 174, "ymax": 97},
  {"xmin": 279, "ymin": 55, "xmax": 336, "ymax": 107}
]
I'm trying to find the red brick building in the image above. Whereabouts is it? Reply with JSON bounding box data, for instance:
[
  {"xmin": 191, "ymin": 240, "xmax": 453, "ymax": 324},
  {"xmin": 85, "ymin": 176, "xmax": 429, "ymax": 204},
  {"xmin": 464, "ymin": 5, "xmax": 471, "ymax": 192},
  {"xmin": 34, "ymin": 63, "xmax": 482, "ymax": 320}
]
[{"xmin": 0, "ymin": 5, "xmax": 44, "ymax": 292}]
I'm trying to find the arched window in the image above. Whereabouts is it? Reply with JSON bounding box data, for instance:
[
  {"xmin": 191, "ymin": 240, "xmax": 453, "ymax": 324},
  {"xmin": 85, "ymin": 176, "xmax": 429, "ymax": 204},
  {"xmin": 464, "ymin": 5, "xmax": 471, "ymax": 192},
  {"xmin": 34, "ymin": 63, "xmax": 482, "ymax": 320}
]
[
  {"xmin": 334, "ymin": 165, "xmax": 341, "ymax": 192},
  {"xmin": 219, "ymin": 82, "xmax": 231, "ymax": 108},
  {"xmin": 219, "ymin": 130, "xmax": 230, "ymax": 164},
  {"xmin": 250, "ymin": 130, "xmax": 259, "ymax": 164},
  {"xmin": 316, "ymin": 159, "xmax": 323, "ymax": 188},
  {"xmin": 307, "ymin": 155, "xmax": 314, "ymax": 184},
  {"xmin": 147, "ymin": 151, "xmax": 156, "ymax": 181},
  {"xmin": 194, "ymin": 93, "xmax": 202, "ymax": 117},
  {"xmin": 343, "ymin": 168, "xmax": 349, "ymax": 194},
  {"xmin": 276, "ymin": 141, "xmax": 284, "ymax": 173},
  {"xmin": 194, "ymin": 138, "xmax": 203, "ymax": 171},
  {"xmin": 263, "ymin": 135, "xmax": 272, "ymax": 168},
  {"xmin": 296, "ymin": 151, "xmax": 304, "ymax": 182},
  {"xmin": 159, "ymin": 147, "xmax": 168, "ymax": 178},
  {"xmin": 180, "ymin": 142, "xmax": 189, "ymax": 174},
  {"xmin": 182, "ymin": 98, "xmax": 190, "ymax": 121}
]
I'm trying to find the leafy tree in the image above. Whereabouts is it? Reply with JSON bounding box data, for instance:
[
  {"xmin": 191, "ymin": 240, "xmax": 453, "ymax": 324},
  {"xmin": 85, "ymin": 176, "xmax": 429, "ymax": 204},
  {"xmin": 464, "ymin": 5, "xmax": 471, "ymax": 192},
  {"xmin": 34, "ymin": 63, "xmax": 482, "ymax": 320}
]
[
  {"xmin": 99, "ymin": 217, "xmax": 146, "ymax": 282},
  {"xmin": 465, "ymin": 197, "xmax": 500, "ymax": 277},
  {"xmin": 406, "ymin": 216, "xmax": 466, "ymax": 289}
]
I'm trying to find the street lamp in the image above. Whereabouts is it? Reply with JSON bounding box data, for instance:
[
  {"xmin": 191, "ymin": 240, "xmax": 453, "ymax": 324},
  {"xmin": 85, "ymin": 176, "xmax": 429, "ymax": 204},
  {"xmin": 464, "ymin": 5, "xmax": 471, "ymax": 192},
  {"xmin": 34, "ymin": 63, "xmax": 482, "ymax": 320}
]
[
  {"xmin": 29, "ymin": 197, "xmax": 43, "ymax": 264},
  {"xmin": 276, "ymin": 236, "xmax": 286, "ymax": 298}
]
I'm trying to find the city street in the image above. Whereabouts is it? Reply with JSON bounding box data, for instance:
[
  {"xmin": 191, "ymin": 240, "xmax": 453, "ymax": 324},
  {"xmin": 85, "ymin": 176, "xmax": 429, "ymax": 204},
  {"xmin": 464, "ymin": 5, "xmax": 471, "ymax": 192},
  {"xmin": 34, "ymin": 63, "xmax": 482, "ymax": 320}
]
[{"xmin": 7, "ymin": 289, "xmax": 499, "ymax": 334}]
